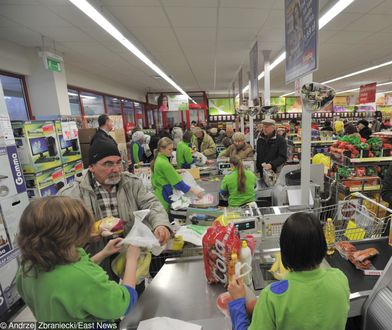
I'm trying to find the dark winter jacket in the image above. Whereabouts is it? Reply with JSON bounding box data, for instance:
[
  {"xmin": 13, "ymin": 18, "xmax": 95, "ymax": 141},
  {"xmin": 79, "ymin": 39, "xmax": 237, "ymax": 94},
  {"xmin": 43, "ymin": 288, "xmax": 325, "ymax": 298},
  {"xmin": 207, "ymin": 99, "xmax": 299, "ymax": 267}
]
[
  {"xmin": 359, "ymin": 126, "xmax": 372, "ymax": 140},
  {"xmin": 256, "ymin": 132, "xmax": 287, "ymax": 172},
  {"xmin": 90, "ymin": 128, "xmax": 117, "ymax": 146},
  {"xmin": 380, "ymin": 163, "xmax": 392, "ymax": 236}
]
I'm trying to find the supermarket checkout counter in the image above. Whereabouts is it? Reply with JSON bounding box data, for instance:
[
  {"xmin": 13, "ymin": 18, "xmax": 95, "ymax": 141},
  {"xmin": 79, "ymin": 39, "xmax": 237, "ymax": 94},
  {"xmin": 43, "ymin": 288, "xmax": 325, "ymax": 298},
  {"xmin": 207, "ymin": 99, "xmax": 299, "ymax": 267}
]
[{"xmin": 120, "ymin": 238, "xmax": 392, "ymax": 329}]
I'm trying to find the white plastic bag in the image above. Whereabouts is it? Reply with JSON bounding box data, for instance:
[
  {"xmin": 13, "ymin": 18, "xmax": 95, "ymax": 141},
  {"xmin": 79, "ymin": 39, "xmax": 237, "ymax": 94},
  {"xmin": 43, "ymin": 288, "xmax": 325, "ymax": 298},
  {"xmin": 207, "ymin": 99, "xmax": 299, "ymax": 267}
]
[
  {"xmin": 193, "ymin": 151, "xmax": 207, "ymax": 166},
  {"xmin": 121, "ymin": 210, "xmax": 164, "ymax": 256}
]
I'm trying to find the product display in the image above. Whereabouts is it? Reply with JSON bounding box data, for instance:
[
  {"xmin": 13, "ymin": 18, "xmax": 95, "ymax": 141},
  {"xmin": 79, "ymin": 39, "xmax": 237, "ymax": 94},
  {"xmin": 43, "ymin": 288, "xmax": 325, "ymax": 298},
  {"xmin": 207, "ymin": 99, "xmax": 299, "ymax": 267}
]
[
  {"xmin": 55, "ymin": 121, "xmax": 81, "ymax": 164},
  {"xmin": 24, "ymin": 166, "xmax": 65, "ymax": 199}
]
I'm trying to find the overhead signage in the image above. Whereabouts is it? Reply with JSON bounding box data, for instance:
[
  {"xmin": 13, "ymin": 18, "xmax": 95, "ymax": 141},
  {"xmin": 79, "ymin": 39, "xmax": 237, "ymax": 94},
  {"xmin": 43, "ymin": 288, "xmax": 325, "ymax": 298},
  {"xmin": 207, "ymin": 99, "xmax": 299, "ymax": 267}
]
[
  {"xmin": 249, "ymin": 42, "xmax": 259, "ymax": 102},
  {"xmin": 358, "ymin": 82, "xmax": 377, "ymax": 104},
  {"xmin": 168, "ymin": 95, "xmax": 189, "ymax": 111},
  {"xmin": 285, "ymin": 0, "xmax": 319, "ymax": 83},
  {"xmin": 208, "ymin": 98, "xmax": 235, "ymax": 115}
]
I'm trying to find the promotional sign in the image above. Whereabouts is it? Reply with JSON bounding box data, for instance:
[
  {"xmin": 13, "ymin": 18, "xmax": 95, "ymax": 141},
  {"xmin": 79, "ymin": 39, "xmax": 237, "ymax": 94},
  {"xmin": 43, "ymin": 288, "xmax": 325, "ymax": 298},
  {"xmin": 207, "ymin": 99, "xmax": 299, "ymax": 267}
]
[
  {"xmin": 168, "ymin": 95, "xmax": 189, "ymax": 111},
  {"xmin": 238, "ymin": 67, "xmax": 243, "ymax": 105},
  {"xmin": 358, "ymin": 82, "xmax": 377, "ymax": 104},
  {"xmin": 208, "ymin": 98, "xmax": 235, "ymax": 115},
  {"xmin": 285, "ymin": 0, "xmax": 319, "ymax": 83},
  {"xmin": 271, "ymin": 97, "xmax": 286, "ymax": 113},
  {"xmin": 285, "ymin": 96, "xmax": 302, "ymax": 113},
  {"xmin": 249, "ymin": 42, "xmax": 259, "ymax": 102}
]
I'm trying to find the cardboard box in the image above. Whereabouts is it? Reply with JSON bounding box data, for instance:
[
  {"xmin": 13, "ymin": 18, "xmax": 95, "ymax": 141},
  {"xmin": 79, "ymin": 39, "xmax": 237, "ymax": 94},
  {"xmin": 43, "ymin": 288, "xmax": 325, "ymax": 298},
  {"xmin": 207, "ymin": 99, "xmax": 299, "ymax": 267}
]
[
  {"xmin": 78, "ymin": 128, "xmax": 97, "ymax": 144},
  {"xmin": 0, "ymin": 145, "xmax": 27, "ymax": 201},
  {"xmin": 0, "ymin": 250, "xmax": 21, "ymax": 314},
  {"xmin": 80, "ymin": 143, "xmax": 90, "ymax": 168},
  {"xmin": 12, "ymin": 121, "xmax": 62, "ymax": 173},
  {"xmin": 63, "ymin": 159, "xmax": 84, "ymax": 186},
  {"xmin": 55, "ymin": 121, "xmax": 82, "ymax": 164},
  {"xmin": 109, "ymin": 128, "xmax": 126, "ymax": 144},
  {"xmin": 0, "ymin": 218, "xmax": 11, "ymax": 258},
  {"xmin": 25, "ymin": 167, "xmax": 65, "ymax": 199},
  {"xmin": 0, "ymin": 193, "xmax": 29, "ymax": 249}
]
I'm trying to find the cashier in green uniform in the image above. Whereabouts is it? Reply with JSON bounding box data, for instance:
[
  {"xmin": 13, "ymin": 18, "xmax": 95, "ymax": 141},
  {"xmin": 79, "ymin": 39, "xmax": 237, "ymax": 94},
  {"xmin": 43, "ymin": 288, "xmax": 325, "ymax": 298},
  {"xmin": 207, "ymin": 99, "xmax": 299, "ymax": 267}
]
[
  {"xmin": 151, "ymin": 137, "xmax": 204, "ymax": 211},
  {"xmin": 220, "ymin": 156, "xmax": 257, "ymax": 207},
  {"xmin": 176, "ymin": 130, "xmax": 196, "ymax": 169}
]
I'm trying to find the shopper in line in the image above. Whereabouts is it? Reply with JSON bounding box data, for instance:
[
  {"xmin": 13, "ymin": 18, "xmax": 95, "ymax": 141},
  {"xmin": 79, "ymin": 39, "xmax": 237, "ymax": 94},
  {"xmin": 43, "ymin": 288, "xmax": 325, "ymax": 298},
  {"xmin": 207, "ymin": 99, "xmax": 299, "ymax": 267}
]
[
  {"xmin": 321, "ymin": 120, "xmax": 334, "ymax": 132},
  {"xmin": 193, "ymin": 127, "xmax": 217, "ymax": 159},
  {"xmin": 130, "ymin": 130, "xmax": 146, "ymax": 165},
  {"xmin": 151, "ymin": 137, "xmax": 203, "ymax": 211},
  {"xmin": 228, "ymin": 212, "xmax": 350, "ymax": 330},
  {"xmin": 218, "ymin": 137, "xmax": 233, "ymax": 158},
  {"xmin": 380, "ymin": 163, "xmax": 392, "ymax": 236},
  {"xmin": 256, "ymin": 118, "xmax": 287, "ymax": 174},
  {"xmin": 216, "ymin": 129, "xmax": 227, "ymax": 144},
  {"xmin": 176, "ymin": 130, "xmax": 196, "ymax": 169},
  {"xmin": 208, "ymin": 127, "xmax": 219, "ymax": 143},
  {"xmin": 357, "ymin": 119, "xmax": 372, "ymax": 140},
  {"xmin": 220, "ymin": 156, "xmax": 256, "ymax": 207},
  {"xmin": 220, "ymin": 132, "xmax": 253, "ymax": 160},
  {"xmin": 58, "ymin": 138, "xmax": 171, "ymax": 272},
  {"xmin": 91, "ymin": 114, "xmax": 117, "ymax": 146},
  {"xmin": 17, "ymin": 196, "xmax": 140, "ymax": 322}
]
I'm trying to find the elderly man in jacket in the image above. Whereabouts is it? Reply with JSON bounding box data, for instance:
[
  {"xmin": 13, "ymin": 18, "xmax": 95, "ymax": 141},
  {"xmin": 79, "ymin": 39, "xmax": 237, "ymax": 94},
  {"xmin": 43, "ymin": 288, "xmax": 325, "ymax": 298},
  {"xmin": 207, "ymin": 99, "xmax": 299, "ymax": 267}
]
[
  {"xmin": 193, "ymin": 127, "xmax": 216, "ymax": 159},
  {"xmin": 220, "ymin": 132, "xmax": 253, "ymax": 160},
  {"xmin": 58, "ymin": 138, "xmax": 171, "ymax": 278},
  {"xmin": 256, "ymin": 118, "xmax": 287, "ymax": 174}
]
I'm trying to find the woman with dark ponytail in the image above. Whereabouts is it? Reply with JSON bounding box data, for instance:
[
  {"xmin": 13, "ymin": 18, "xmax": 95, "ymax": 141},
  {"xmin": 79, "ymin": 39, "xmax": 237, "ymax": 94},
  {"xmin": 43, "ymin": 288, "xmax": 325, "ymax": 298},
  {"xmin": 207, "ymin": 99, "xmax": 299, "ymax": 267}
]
[{"xmin": 220, "ymin": 156, "xmax": 257, "ymax": 207}]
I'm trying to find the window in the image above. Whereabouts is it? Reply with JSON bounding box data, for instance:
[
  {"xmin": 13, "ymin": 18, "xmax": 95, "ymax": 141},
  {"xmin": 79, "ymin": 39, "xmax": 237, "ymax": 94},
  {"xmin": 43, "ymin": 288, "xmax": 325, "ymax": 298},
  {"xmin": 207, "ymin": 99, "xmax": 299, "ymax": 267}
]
[
  {"xmin": 67, "ymin": 88, "xmax": 82, "ymax": 116},
  {"xmin": 0, "ymin": 73, "xmax": 30, "ymax": 120},
  {"xmin": 80, "ymin": 92, "xmax": 104, "ymax": 115},
  {"xmin": 106, "ymin": 96, "xmax": 122, "ymax": 115},
  {"xmin": 134, "ymin": 102, "xmax": 145, "ymax": 128},
  {"xmin": 122, "ymin": 99, "xmax": 134, "ymax": 125}
]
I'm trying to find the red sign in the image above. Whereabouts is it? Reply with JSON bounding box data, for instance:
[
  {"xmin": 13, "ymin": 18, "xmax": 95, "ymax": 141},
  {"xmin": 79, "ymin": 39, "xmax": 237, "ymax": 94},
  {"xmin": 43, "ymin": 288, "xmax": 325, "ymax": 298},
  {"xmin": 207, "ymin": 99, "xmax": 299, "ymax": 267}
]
[
  {"xmin": 358, "ymin": 82, "xmax": 376, "ymax": 104},
  {"xmin": 125, "ymin": 122, "xmax": 135, "ymax": 134}
]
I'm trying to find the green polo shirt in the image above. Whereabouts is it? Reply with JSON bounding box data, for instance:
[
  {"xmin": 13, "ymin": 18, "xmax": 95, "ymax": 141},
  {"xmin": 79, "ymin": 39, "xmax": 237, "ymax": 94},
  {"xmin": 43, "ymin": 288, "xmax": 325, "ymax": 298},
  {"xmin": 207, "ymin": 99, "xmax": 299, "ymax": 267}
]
[
  {"xmin": 221, "ymin": 169, "xmax": 256, "ymax": 207},
  {"xmin": 151, "ymin": 153, "xmax": 187, "ymax": 211},
  {"xmin": 16, "ymin": 248, "xmax": 134, "ymax": 321},
  {"xmin": 176, "ymin": 141, "xmax": 193, "ymax": 168},
  {"xmin": 246, "ymin": 268, "xmax": 349, "ymax": 330}
]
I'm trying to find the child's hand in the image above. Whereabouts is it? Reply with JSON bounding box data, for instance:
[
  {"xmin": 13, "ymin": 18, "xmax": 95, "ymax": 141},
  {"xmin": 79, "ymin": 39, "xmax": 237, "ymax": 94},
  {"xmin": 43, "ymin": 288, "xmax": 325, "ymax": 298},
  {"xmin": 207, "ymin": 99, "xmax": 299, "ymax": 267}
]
[
  {"xmin": 102, "ymin": 238, "xmax": 123, "ymax": 257},
  {"xmin": 228, "ymin": 278, "xmax": 246, "ymax": 300},
  {"xmin": 126, "ymin": 245, "xmax": 140, "ymax": 261}
]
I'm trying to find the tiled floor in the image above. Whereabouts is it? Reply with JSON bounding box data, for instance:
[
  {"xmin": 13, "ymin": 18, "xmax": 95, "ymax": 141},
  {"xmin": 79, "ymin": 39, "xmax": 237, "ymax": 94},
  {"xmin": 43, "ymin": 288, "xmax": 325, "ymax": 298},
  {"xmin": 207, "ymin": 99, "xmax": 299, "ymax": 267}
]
[{"xmin": 12, "ymin": 306, "xmax": 36, "ymax": 322}]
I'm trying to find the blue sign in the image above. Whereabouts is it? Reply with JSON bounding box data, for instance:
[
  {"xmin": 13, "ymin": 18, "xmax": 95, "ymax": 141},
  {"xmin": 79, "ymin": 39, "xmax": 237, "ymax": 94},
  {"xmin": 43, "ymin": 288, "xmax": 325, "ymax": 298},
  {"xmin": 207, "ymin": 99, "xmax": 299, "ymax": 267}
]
[{"xmin": 285, "ymin": 0, "xmax": 319, "ymax": 83}]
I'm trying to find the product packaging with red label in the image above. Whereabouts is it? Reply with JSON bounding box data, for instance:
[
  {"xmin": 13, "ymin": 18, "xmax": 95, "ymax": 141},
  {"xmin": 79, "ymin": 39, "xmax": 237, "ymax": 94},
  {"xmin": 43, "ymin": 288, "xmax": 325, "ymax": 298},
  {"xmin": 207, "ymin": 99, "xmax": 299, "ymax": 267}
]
[{"xmin": 202, "ymin": 222, "xmax": 241, "ymax": 285}]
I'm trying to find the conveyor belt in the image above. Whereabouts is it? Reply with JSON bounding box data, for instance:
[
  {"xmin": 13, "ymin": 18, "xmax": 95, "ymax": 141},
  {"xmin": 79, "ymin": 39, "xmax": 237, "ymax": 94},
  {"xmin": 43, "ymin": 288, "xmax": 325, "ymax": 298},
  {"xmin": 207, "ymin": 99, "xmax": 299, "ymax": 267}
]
[{"xmin": 326, "ymin": 237, "xmax": 392, "ymax": 293}]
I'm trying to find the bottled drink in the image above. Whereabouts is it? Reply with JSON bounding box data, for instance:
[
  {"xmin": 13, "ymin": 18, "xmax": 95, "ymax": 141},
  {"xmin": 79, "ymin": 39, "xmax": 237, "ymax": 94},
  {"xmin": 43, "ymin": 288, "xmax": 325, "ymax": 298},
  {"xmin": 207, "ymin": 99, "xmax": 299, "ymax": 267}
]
[
  {"xmin": 324, "ymin": 218, "xmax": 336, "ymax": 255},
  {"xmin": 239, "ymin": 240, "xmax": 252, "ymax": 286}
]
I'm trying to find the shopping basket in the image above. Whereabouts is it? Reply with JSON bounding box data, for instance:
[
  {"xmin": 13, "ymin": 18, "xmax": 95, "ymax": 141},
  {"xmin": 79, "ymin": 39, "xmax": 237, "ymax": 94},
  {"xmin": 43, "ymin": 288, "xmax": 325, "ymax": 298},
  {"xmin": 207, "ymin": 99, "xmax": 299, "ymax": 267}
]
[{"xmin": 261, "ymin": 192, "xmax": 390, "ymax": 249}]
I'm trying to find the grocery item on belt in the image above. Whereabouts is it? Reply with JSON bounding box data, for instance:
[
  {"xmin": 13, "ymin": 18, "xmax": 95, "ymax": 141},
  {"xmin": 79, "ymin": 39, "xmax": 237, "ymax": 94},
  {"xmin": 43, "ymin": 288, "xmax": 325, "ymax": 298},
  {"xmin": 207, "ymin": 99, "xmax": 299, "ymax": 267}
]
[
  {"xmin": 352, "ymin": 248, "xmax": 379, "ymax": 262},
  {"xmin": 92, "ymin": 216, "xmax": 125, "ymax": 237},
  {"xmin": 202, "ymin": 222, "xmax": 241, "ymax": 285}
]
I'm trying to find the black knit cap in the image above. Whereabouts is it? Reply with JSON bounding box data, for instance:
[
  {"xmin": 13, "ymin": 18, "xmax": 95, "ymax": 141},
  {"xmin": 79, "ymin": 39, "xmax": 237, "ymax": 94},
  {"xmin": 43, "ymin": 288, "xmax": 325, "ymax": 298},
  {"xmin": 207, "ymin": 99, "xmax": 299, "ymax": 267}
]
[
  {"xmin": 88, "ymin": 137, "xmax": 121, "ymax": 165},
  {"xmin": 357, "ymin": 119, "xmax": 369, "ymax": 127}
]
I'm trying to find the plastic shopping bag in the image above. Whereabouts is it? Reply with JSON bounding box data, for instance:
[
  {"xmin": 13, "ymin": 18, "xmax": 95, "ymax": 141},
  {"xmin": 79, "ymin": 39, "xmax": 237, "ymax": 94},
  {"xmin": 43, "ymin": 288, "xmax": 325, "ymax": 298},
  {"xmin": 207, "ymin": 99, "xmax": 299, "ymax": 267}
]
[
  {"xmin": 112, "ymin": 250, "xmax": 152, "ymax": 284},
  {"xmin": 121, "ymin": 210, "xmax": 164, "ymax": 256}
]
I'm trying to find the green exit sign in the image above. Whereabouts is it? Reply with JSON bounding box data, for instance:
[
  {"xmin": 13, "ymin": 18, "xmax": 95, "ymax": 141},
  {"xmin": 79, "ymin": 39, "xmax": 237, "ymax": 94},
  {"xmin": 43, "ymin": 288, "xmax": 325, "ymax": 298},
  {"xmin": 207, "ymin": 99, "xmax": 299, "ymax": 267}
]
[{"xmin": 46, "ymin": 58, "xmax": 62, "ymax": 72}]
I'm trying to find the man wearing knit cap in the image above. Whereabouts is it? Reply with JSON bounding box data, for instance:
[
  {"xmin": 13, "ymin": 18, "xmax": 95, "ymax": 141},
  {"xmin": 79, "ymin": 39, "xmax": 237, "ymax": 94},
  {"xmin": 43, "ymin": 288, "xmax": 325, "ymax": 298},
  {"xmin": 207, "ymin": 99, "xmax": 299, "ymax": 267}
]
[{"xmin": 58, "ymin": 138, "xmax": 171, "ymax": 276}]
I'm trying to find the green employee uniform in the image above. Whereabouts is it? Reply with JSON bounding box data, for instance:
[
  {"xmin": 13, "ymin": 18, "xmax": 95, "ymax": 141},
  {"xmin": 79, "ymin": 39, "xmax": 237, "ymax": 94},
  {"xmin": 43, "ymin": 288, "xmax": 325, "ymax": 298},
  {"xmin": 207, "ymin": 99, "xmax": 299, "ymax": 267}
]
[
  {"xmin": 229, "ymin": 267, "xmax": 350, "ymax": 330},
  {"xmin": 176, "ymin": 141, "xmax": 194, "ymax": 169},
  {"xmin": 16, "ymin": 248, "xmax": 137, "ymax": 321},
  {"xmin": 151, "ymin": 153, "xmax": 190, "ymax": 211},
  {"xmin": 220, "ymin": 169, "xmax": 257, "ymax": 207}
]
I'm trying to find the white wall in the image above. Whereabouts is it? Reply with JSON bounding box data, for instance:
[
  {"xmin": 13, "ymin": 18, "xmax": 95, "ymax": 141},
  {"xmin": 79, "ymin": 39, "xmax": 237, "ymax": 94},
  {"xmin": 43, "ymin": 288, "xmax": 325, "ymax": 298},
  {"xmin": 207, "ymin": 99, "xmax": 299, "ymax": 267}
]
[{"xmin": 0, "ymin": 40, "xmax": 145, "ymax": 116}]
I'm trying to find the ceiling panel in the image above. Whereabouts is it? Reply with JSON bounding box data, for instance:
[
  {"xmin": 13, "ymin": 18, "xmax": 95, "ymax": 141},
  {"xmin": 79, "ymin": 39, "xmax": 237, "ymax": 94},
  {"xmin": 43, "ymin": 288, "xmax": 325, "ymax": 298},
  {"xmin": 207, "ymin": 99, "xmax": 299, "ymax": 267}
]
[
  {"xmin": 165, "ymin": 7, "xmax": 217, "ymax": 28},
  {"xmin": 101, "ymin": 0, "xmax": 160, "ymax": 6},
  {"xmin": 176, "ymin": 27, "xmax": 216, "ymax": 42},
  {"xmin": 345, "ymin": 14, "xmax": 392, "ymax": 32},
  {"xmin": 107, "ymin": 6, "xmax": 170, "ymax": 28},
  {"xmin": 220, "ymin": 0, "xmax": 275, "ymax": 9},
  {"xmin": 0, "ymin": 27, "xmax": 42, "ymax": 47},
  {"xmin": 321, "ymin": 13, "xmax": 363, "ymax": 31},
  {"xmin": 219, "ymin": 8, "xmax": 269, "ymax": 28},
  {"xmin": 345, "ymin": 0, "xmax": 386, "ymax": 14},
  {"xmin": 163, "ymin": 0, "xmax": 218, "ymax": 7},
  {"xmin": 218, "ymin": 27, "xmax": 256, "ymax": 42}
]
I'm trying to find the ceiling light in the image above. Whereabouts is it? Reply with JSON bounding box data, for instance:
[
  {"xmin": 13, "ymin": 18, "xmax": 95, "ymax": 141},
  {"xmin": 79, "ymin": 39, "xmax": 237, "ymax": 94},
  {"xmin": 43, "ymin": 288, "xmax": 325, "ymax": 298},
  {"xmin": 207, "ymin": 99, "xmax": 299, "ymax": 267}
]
[
  {"xmin": 336, "ymin": 81, "xmax": 392, "ymax": 94},
  {"xmin": 68, "ymin": 0, "xmax": 196, "ymax": 104},
  {"xmin": 280, "ymin": 91, "xmax": 296, "ymax": 97}
]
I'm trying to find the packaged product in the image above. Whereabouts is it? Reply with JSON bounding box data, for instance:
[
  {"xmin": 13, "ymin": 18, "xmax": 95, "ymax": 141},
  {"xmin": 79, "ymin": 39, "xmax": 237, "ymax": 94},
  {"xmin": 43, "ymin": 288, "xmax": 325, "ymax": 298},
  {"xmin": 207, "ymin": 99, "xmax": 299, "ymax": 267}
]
[{"xmin": 202, "ymin": 222, "xmax": 241, "ymax": 285}]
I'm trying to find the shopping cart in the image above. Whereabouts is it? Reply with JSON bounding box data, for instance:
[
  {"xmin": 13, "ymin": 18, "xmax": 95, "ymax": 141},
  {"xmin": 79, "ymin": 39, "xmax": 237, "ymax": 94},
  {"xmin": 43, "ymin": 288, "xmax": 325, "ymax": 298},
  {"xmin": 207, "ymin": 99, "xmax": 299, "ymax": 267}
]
[{"xmin": 261, "ymin": 192, "xmax": 390, "ymax": 249}]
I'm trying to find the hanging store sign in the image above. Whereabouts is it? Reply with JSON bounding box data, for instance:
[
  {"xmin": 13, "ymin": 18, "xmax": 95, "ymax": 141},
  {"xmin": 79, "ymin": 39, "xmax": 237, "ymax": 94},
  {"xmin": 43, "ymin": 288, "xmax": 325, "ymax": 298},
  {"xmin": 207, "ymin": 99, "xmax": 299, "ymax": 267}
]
[
  {"xmin": 249, "ymin": 42, "xmax": 259, "ymax": 102},
  {"xmin": 238, "ymin": 67, "xmax": 243, "ymax": 105},
  {"xmin": 208, "ymin": 98, "xmax": 235, "ymax": 115},
  {"xmin": 285, "ymin": 0, "xmax": 319, "ymax": 83},
  {"xmin": 168, "ymin": 95, "xmax": 189, "ymax": 111},
  {"xmin": 358, "ymin": 82, "xmax": 377, "ymax": 104}
]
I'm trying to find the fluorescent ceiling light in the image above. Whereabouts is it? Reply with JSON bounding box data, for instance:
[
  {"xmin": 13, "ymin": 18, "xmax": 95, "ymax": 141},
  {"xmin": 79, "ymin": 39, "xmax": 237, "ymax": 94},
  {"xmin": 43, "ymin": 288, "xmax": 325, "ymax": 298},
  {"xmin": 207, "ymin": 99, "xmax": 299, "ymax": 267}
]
[
  {"xmin": 319, "ymin": 0, "xmax": 355, "ymax": 29},
  {"xmin": 68, "ymin": 0, "xmax": 196, "ymax": 104},
  {"xmin": 280, "ymin": 91, "xmax": 296, "ymax": 97},
  {"xmin": 241, "ymin": 0, "xmax": 354, "ymax": 93}
]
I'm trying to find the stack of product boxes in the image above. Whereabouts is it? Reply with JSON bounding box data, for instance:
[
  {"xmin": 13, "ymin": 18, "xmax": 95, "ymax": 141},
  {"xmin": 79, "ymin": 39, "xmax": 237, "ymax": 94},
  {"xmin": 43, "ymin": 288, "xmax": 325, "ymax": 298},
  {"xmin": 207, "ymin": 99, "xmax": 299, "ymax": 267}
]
[
  {"xmin": 12, "ymin": 120, "xmax": 82, "ymax": 199},
  {"xmin": 0, "ymin": 84, "xmax": 30, "ymax": 320}
]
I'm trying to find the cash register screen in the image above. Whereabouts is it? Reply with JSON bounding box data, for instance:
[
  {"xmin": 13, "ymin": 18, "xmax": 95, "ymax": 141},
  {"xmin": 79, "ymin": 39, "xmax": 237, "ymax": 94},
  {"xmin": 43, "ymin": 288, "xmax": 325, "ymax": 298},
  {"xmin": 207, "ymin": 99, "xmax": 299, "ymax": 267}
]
[{"xmin": 234, "ymin": 220, "xmax": 255, "ymax": 231}]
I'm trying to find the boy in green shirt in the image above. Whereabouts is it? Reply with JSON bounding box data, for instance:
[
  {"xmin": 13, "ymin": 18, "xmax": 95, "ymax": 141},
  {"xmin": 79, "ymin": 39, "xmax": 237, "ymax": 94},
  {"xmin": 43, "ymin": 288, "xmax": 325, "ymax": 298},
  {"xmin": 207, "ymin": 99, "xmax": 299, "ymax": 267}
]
[
  {"xmin": 17, "ymin": 196, "xmax": 140, "ymax": 321},
  {"xmin": 228, "ymin": 212, "xmax": 350, "ymax": 330}
]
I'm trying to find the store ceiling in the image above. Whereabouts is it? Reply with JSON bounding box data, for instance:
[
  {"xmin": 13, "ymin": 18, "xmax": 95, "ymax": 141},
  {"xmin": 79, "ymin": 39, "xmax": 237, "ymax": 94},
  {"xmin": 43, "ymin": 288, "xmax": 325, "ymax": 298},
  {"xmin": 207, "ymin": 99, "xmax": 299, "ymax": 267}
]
[{"xmin": 1, "ymin": 0, "xmax": 392, "ymax": 97}]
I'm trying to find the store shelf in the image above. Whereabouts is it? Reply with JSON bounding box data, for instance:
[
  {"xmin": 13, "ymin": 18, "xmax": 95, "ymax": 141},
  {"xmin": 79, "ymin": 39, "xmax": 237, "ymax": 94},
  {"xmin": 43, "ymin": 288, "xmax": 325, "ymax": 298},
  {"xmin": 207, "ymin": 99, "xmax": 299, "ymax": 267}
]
[
  {"xmin": 291, "ymin": 140, "xmax": 334, "ymax": 145},
  {"xmin": 348, "ymin": 185, "xmax": 381, "ymax": 192},
  {"xmin": 349, "ymin": 156, "xmax": 392, "ymax": 163}
]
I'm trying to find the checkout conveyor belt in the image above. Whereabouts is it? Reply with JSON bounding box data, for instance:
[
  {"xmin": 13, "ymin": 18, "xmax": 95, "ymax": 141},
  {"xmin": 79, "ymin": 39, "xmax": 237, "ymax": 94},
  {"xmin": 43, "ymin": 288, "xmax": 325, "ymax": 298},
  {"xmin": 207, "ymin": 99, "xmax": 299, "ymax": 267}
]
[{"xmin": 326, "ymin": 237, "xmax": 392, "ymax": 294}]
